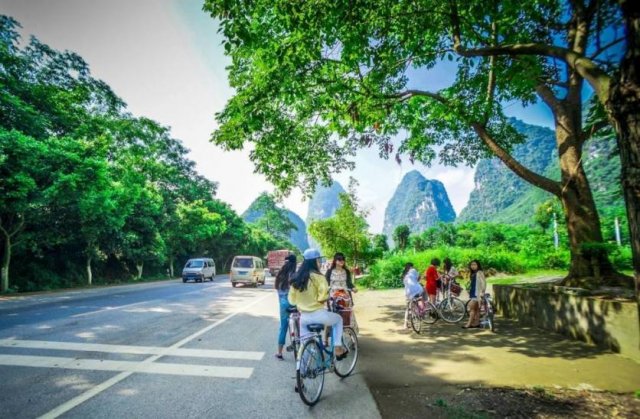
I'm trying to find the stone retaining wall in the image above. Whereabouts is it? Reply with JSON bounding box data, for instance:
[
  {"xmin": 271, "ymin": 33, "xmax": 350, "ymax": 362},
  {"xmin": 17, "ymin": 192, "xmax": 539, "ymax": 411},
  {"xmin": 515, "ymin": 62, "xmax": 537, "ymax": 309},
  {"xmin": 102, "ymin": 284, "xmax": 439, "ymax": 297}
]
[{"xmin": 493, "ymin": 284, "xmax": 640, "ymax": 363}]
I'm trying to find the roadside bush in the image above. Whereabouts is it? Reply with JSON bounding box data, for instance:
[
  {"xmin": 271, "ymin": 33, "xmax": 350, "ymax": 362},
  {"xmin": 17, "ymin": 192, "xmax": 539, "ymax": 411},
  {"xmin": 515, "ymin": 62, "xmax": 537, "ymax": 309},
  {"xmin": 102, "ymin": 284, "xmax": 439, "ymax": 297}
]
[
  {"xmin": 611, "ymin": 246, "xmax": 633, "ymax": 271},
  {"xmin": 365, "ymin": 246, "xmax": 525, "ymax": 289}
]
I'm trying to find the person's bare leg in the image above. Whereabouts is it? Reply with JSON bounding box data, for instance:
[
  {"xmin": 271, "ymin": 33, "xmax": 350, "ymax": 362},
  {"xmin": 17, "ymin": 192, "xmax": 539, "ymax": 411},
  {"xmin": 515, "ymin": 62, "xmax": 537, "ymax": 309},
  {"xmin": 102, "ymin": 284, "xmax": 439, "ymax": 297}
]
[{"xmin": 465, "ymin": 300, "xmax": 479, "ymax": 327}]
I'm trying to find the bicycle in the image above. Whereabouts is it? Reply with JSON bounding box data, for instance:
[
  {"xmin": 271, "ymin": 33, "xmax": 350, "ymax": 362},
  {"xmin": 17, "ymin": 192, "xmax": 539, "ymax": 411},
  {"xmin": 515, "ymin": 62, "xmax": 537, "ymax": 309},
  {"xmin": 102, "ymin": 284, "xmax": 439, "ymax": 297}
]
[
  {"xmin": 286, "ymin": 306, "xmax": 301, "ymax": 360},
  {"xmin": 465, "ymin": 293, "xmax": 495, "ymax": 331},
  {"xmin": 405, "ymin": 282, "xmax": 466, "ymax": 334},
  {"xmin": 295, "ymin": 323, "xmax": 359, "ymax": 406}
]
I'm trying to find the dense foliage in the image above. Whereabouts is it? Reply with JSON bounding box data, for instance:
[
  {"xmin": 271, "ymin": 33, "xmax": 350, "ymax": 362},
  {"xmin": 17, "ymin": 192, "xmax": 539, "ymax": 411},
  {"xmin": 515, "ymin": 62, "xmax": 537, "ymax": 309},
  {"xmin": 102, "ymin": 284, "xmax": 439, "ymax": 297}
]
[
  {"xmin": 308, "ymin": 180, "xmax": 374, "ymax": 265},
  {"xmin": 362, "ymin": 222, "xmax": 632, "ymax": 289},
  {"xmin": 241, "ymin": 192, "xmax": 307, "ymax": 251},
  {"xmin": 383, "ymin": 170, "xmax": 456, "ymax": 244},
  {"xmin": 0, "ymin": 16, "xmax": 287, "ymax": 292}
]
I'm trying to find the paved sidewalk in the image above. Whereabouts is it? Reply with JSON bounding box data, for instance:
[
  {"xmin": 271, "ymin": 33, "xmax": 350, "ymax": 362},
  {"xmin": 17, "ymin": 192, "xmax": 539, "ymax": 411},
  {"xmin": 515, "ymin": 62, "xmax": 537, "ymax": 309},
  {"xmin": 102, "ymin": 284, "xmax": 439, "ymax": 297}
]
[{"xmin": 354, "ymin": 288, "xmax": 640, "ymax": 417}]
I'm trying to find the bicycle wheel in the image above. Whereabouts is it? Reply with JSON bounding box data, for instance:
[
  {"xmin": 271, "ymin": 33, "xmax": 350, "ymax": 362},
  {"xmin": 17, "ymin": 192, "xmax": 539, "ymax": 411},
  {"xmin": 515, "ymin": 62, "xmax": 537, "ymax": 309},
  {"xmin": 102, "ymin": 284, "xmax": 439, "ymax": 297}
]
[
  {"xmin": 409, "ymin": 301, "xmax": 423, "ymax": 333},
  {"xmin": 438, "ymin": 297, "xmax": 466, "ymax": 323},
  {"xmin": 296, "ymin": 339, "xmax": 325, "ymax": 406},
  {"xmin": 464, "ymin": 299, "xmax": 472, "ymax": 317},
  {"xmin": 423, "ymin": 301, "xmax": 439, "ymax": 324},
  {"xmin": 334, "ymin": 327, "xmax": 358, "ymax": 378}
]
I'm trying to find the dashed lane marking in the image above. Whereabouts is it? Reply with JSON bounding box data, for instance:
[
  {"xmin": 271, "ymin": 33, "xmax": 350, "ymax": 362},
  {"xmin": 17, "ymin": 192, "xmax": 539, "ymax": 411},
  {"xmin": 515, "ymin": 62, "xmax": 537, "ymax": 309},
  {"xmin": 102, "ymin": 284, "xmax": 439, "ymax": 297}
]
[
  {"xmin": 0, "ymin": 354, "xmax": 253, "ymax": 378},
  {"xmin": 0, "ymin": 339, "xmax": 264, "ymax": 360}
]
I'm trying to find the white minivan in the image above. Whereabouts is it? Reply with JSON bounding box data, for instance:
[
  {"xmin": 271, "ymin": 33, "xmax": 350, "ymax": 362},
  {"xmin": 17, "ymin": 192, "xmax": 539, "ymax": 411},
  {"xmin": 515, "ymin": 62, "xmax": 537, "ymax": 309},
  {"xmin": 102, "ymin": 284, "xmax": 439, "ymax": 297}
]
[
  {"xmin": 230, "ymin": 256, "xmax": 266, "ymax": 287},
  {"xmin": 182, "ymin": 258, "xmax": 216, "ymax": 283}
]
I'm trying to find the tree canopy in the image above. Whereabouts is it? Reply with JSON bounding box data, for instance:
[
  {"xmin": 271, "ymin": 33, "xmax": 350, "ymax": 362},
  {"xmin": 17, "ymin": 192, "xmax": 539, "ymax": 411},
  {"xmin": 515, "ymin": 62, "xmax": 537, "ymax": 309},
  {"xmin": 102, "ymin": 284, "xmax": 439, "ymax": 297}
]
[{"xmin": 0, "ymin": 15, "xmax": 290, "ymax": 292}]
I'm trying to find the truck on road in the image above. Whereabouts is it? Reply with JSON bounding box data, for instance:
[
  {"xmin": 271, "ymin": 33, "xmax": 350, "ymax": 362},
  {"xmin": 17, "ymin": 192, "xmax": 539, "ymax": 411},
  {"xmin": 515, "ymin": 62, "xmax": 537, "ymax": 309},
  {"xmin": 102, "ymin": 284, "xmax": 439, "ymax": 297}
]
[{"xmin": 267, "ymin": 249, "xmax": 293, "ymax": 276}]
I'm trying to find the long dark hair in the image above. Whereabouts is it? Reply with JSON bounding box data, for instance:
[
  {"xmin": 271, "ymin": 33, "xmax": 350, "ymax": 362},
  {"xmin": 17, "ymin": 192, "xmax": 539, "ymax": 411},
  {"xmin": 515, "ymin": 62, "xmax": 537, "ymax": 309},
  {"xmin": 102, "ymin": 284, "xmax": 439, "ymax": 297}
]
[
  {"xmin": 444, "ymin": 258, "xmax": 453, "ymax": 272},
  {"xmin": 430, "ymin": 258, "xmax": 441, "ymax": 267},
  {"xmin": 401, "ymin": 263, "xmax": 414, "ymax": 278},
  {"xmin": 291, "ymin": 258, "xmax": 320, "ymax": 291},
  {"xmin": 468, "ymin": 259, "xmax": 483, "ymax": 272},
  {"xmin": 275, "ymin": 259, "xmax": 296, "ymax": 291},
  {"xmin": 325, "ymin": 252, "xmax": 351, "ymax": 284}
]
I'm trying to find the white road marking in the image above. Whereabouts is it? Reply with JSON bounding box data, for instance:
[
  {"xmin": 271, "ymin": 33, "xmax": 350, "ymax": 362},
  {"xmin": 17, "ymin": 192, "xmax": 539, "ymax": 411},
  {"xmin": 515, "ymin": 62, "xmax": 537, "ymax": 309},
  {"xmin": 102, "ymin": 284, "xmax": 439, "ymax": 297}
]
[
  {"xmin": 0, "ymin": 354, "xmax": 253, "ymax": 378},
  {"xmin": 71, "ymin": 300, "xmax": 153, "ymax": 317},
  {"xmin": 0, "ymin": 339, "xmax": 264, "ymax": 360},
  {"xmin": 38, "ymin": 292, "xmax": 272, "ymax": 419}
]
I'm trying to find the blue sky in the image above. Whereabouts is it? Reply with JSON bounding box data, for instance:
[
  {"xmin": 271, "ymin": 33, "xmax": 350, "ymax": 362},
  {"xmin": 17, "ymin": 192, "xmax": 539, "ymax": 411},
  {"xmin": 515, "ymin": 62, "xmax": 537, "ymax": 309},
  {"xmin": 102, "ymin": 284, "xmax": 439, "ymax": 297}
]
[{"xmin": 1, "ymin": 0, "xmax": 555, "ymax": 233}]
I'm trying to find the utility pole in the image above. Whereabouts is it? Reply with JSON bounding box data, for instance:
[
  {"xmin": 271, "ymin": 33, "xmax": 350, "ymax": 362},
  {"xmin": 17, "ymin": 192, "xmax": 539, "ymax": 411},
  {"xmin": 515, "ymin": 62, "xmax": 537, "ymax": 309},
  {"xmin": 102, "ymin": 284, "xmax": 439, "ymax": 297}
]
[
  {"xmin": 553, "ymin": 212, "xmax": 559, "ymax": 250},
  {"xmin": 615, "ymin": 217, "xmax": 622, "ymax": 246}
]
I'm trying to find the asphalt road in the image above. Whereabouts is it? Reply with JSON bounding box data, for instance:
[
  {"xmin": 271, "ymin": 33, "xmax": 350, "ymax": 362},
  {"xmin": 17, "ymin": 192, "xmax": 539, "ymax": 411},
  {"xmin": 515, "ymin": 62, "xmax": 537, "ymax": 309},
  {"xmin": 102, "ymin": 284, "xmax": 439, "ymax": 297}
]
[{"xmin": 0, "ymin": 276, "xmax": 380, "ymax": 419}]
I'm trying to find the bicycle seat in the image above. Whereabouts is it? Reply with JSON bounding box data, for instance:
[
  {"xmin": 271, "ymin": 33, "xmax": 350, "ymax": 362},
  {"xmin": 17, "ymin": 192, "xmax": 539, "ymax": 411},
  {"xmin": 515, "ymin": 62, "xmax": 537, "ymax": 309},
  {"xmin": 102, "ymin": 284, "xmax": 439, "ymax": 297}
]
[
  {"xmin": 286, "ymin": 306, "xmax": 298, "ymax": 313},
  {"xmin": 306, "ymin": 323, "xmax": 324, "ymax": 333}
]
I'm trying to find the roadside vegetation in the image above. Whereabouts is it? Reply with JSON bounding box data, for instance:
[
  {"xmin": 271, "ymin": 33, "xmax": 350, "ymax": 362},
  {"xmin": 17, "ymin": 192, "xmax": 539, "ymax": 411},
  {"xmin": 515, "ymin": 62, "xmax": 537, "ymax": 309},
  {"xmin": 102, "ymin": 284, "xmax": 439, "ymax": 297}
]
[
  {"xmin": 0, "ymin": 16, "xmax": 291, "ymax": 293},
  {"xmin": 360, "ymin": 221, "xmax": 631, "ymax": 289}
]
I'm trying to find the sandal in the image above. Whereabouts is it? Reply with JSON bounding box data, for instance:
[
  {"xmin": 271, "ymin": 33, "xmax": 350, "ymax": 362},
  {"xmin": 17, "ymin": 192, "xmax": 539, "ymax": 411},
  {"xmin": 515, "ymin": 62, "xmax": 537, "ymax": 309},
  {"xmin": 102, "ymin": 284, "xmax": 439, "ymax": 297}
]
[
  {"xmin": 335, "ymin": 349, "xmax": 349, "ymax": 361},
  {"xmin": 275, "ymin": 354, "xmax": 284, "ymax": 360}
]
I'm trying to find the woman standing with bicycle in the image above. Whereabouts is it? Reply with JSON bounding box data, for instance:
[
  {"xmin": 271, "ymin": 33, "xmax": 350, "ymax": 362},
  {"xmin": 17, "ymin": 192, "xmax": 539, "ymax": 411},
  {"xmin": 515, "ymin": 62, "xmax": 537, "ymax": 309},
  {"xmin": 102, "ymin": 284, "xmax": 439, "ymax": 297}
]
[
  {"xmin": 289, "ymin": 249, "xmax": 348, "ymax": 359},
  {"xmin": 463, "ymin": 260, "xmax": 486, "ymax": 329},
  {"xmin": 325, "ymin": 252, "xmax": 357, "ymax": 294},
  {"xmin": 424, "ymin": 258, "xmax": 441, "ymax": 305},
  {"xmin": 274, "ymin": 254, "xmax": 297, "ymax": 360}
]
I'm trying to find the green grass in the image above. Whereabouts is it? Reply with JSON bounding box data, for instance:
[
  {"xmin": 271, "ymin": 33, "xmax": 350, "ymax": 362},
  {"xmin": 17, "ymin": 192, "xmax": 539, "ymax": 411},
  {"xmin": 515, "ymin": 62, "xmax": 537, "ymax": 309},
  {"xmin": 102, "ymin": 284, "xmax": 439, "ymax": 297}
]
[{"xmin": 488, "ymin": 270, "xmax": 566, "ymax": 286}]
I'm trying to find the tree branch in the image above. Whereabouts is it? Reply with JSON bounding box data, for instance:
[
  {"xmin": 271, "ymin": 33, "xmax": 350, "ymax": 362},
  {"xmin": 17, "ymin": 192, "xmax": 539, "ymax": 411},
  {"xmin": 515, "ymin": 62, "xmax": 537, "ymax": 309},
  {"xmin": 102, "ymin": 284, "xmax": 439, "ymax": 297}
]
[
  {"xmin": 385, "ymin": 89, "xmax": 450, "ymax": 105},
  {"xmin": 449, "ymin": 0, "xmax": 462, "ymax": 49},
  {"xmin": 483, "ymin": 19, "xmax": 498, "ymax": 124},
  {"xmin": 582, "ymin": 119, "xmax": 611, "ymax": 142},
  {"xmin": 471, "ymin": 123, "xmax": 563, "ymax": 196},
  {"xmin": 453, "ymin": 43, "xmax": 612, "ymax": 101},
  {"xmin": 536, "ymin": 83, "xmax": 562, "ymax": 112},
  {"xmin": 589, "ymin": 37, "xmax": 625, "ymax": 59}
]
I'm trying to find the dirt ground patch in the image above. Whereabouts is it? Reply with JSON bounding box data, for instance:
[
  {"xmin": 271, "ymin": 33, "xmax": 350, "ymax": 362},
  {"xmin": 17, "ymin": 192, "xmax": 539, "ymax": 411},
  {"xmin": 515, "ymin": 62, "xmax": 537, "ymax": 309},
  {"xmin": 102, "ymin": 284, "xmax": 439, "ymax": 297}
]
[
  {"xmin": 373, "ymin": 385, "xmax": 640, "ymax": 418},
  {"xmin": 354, "ymin": 288, "xmax": 640, "ymax": 418}
]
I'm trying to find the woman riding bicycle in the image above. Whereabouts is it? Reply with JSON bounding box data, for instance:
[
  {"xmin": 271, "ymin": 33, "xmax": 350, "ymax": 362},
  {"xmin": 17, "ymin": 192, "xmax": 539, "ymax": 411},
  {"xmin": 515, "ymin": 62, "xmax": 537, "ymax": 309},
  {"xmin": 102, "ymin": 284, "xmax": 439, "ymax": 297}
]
[
  {"xmin": 274, "ymin": 254, "xmax": 297, "ymax": 360},
  {"xmin": 463, "ymin": 259, "xmax": 486, "ymax": 329},
  {"xmin": 288, "ymin": 249, "xmax": 348, "ymax": 359}
]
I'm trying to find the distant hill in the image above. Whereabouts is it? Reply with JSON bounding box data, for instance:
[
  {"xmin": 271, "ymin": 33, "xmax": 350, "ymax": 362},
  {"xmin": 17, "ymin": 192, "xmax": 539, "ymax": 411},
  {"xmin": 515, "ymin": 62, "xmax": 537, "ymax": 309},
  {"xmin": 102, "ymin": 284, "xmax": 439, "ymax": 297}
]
[
  {"xmin": 383, "ymin": 170, "xmax": 456, "ymax": 242},
  {"xmin": 306, "ymin": 181, "xmax": 346, "ymax": 224},
  {"xmin": 242, "ymin": 197, "xmax": 309, "ymax": 251},
  {"xmin": 458, "ymin": 118, "xmax": 624, "ymax": 229}
]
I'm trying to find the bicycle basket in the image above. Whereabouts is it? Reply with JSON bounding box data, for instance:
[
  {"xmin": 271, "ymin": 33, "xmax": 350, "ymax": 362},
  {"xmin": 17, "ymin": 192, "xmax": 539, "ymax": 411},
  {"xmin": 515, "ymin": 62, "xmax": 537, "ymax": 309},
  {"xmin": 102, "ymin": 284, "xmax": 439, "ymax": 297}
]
[
  {"xmin": 450, "ymin": 282, "xmax": 462, "ymax": 296},
  {"xmin": 338, "ymin": 307, "xmax": 353, "ymax": 327}
]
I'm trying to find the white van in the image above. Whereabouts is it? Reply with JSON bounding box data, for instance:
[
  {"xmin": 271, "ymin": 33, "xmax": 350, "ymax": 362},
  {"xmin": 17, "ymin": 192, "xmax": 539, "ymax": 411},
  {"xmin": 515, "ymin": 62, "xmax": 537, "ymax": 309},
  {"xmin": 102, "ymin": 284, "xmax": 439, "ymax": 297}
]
[
  {"xmin": 230, "ymin": 256, "xmax": 266, "ymax": 287},
  {"xmin": 182, "ymin": 258, "xmax": 216, "ymax": 283}
]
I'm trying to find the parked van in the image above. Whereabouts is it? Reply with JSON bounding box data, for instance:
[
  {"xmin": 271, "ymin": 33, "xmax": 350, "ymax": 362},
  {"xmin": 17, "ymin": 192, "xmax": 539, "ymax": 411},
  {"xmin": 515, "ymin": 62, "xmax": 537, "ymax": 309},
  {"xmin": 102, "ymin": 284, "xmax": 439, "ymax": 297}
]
[
  {"xmin": 230, "ymin": 256, "xmax": 266, "ymax": 287},
  {"xmin": 182, "ymin": 258, "xmax": 216, "ymax": 283}
]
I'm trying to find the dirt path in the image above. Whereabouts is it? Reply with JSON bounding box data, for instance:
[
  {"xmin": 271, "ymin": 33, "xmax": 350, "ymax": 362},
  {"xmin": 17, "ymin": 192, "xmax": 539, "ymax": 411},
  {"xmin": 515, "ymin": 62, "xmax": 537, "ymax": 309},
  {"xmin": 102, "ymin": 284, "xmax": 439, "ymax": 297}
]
[{"xmin": 354, "ymin": 289, "xmax": 640, "ymax": 418}]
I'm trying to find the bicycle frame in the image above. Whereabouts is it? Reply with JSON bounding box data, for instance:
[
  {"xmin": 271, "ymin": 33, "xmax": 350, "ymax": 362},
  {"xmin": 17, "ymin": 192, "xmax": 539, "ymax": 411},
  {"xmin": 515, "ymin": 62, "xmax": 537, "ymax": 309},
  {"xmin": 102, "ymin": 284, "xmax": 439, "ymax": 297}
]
[{"xmin": 297, "ymin": 329, "xmax": 336, "ymax": 372}]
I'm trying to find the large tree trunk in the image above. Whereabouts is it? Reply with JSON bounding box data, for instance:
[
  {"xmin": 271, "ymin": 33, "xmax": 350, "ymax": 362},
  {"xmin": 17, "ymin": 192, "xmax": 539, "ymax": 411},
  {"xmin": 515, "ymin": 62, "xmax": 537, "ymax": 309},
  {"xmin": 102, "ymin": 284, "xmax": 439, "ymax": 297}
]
[
  {"xmin": 169, "ymin": 256, "xmax": 175, "ymax": 278},
  {"xmin": 554, "ymin": 111, "xmax": 618, "ymax": 286},
  {"xmin": 609, "ymin": 0, "xmax": 640, "ymax": 331},
  {"xmin": 86, "ymin": 255, "xmax": 93, "ymax": 286},
  {"xmin": 135, "ymin": 261, "xmax": 144, "ymax": 280},
  {"xmin": 1, "ymin": 234, "xmax": 10, "ymax": 293}
]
